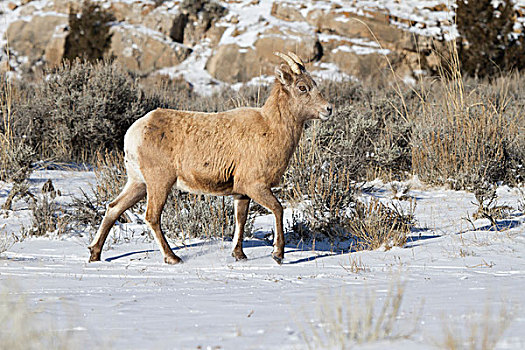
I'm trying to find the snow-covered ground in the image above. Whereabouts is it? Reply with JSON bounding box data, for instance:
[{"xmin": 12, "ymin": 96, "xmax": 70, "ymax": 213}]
[{"xmin": 1, "ymin": 170, "xmax": 524, "ymax": 349}]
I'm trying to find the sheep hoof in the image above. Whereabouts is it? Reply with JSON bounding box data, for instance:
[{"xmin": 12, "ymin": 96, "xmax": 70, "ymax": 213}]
[
  {"xmin": 272, "ymin": 254, "xmax": 283, "ymax": 265},
  {"xmin": 88, "ymin": 247, "xmax": 101, "ymax": 262},
  {"xmin": 232, "ymin": 251, "xmax": 247, "ymax": 261},
  {"xmin": 164, "ymin": 255, "xmax": 183, "ymax": 265}
]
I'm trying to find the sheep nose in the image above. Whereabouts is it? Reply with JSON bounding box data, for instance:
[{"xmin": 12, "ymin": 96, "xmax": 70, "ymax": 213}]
[{"xmin": 326, "ymin": 105, "xmax": 333, "ymax": 115}]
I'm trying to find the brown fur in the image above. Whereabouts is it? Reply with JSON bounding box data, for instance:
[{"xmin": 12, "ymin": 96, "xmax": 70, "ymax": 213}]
[{"xmin": 88, "ymin": 55, "xmax": 332, "ymax": 265}]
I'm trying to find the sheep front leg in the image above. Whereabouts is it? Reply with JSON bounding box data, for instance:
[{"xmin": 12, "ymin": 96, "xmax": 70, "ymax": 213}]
[
  {"xmin": 246, "ymin": 185, "xmax": 285, "ymax": 264},
  {"xmin": 232, "ymin": 195, "xmax": 251, "ymax": 261}
]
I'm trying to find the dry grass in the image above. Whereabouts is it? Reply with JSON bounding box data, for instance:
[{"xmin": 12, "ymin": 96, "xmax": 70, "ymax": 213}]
[
  {"xmin": 299, "ymin": 280, "xmax": 411, "ymax": 349},
  {"xmin": 438, "ymin": 303, "xmax": 514, "ymax": 350},
  {"xmin": 162, "ymin": 192, "xmax": 252, "ymax": 241},
  {"xmin": 341, "ymin": 254, "xmax": 370, "ymax": 274},
  {"xmin": 70, "ymin": 150, "xmax": 136, "ymax": 231},
  {"xmin": 27, "ymin": 193, "xmax": 70, "ymax": 237},
  {"xmin": 349, "ymin": 198, "xmax": 414, "ymax": 251},
  {"xmin": 411, "ymin": 41, "xmax": 523, "ymax": 189},
  {"xmin": 0, "ymin": 228, "xmax": 15, "ymax": 255},
  {"xmin": 518, "ymin": 188, "xmax": 525, "ymax": 212},
  {"xmin": 92, "ymin": 150, "xmax": 128, "ymax": 205},
  {"xmin": 286, "ymin": 135, "xmax": 414, "ymax": 250}
]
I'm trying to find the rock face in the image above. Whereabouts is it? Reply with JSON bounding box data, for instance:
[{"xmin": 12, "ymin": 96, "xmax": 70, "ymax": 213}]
[
  {"xmin": 1, "ymin": 0, "xmax": 453, "ymax": 86},
  {"xmin": 44, "ymin": 25, "xmax": 69, "ymax": 68},
  {"xmin": 7, "ymin": 14, "xmax": 68, "ymax": 64},
  {"xmin": 207, "ymin": 4, "xmax": 443, "ymax": 83},
  {"xmin": 108, "ymin": 25, "xmax": 192, "ymax": 74},
  {"xmin": 271, "ymin": 2, "xmax": 306, "ymax": 22},
  {"xmin": 109, "ymin": 1, "xmax": 178, "ymax": 37},
  {"xmin": 207, "ymin": 28, "xmax": 320, "ymax": 83}
]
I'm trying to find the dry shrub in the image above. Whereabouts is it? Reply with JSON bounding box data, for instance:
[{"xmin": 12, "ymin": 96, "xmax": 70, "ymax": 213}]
[
  {"xmin": 313, "ymin": 82, "xmax": 414, "ymax": 180},
  {"xmin": 350, "ymin": 198, "xmax": 414, "ymax": 250},
  {"xmin": 287, "ymin": 167, "xmax": 414, "ymax": 251},
  {"xmin": 13, "ymin": 60, "xmax": 162, "ymax": 162},
  {"xmin": 299, "ymin": 281, "xmax": 410, "ymax": 349},
  {"xmin": 285, "ymin": 115, "xmax": 414, "ymax": 251},
  {"xmin": 27, "ymin": 192, "xmax": 70, "ymax": 237},
  {"xmin": 287, "ymin": 164, "xmax": 356, "ymax": 246},
  {"xmin": 70, "ymin": 150, "xmax": 132, "ymax": 229},
  {"xmin": 93, "ymin": 150, "xmax": 127, "ymax": 205},
  {"xmin": 0, "ymin": 138, "xmax": 34, "ymax": 184},
  {"xmin": 469, "ymin": 185, "xmax": 512, "ymax": 228},
  {"xmin": 0, "ymin": 230, "xmax": 15, "ymax": 255},
  {"xmin": 1, "ymin": 73, "xmax": 36, "ymax": 213},
  {"xmin": 1, "ymin": 73, "xmax": 34, "ymax": 184},
  {"xmin": 162, "ymin": 192, "xmax": 254, "ymax": 241}
]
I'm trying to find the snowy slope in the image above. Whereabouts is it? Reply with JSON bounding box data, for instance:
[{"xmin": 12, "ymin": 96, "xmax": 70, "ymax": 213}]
[{"xmin": 1, "ymin": 170, "xmax": 524, "ymax": 349}]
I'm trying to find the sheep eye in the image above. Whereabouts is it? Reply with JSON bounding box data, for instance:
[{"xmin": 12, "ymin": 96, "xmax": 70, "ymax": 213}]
[{"xmin": 298, "ymin": 85, "xmax": 308, "ymax": 93}]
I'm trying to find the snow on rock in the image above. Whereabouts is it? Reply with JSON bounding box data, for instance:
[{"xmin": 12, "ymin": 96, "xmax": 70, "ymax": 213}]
[
  {"xmin": 2, "ymin": 0, "xmax": 525, "ymax": 90},
  {"xmin": 2, "ymin": 0, "xmax": 511, "ymax": 92}
]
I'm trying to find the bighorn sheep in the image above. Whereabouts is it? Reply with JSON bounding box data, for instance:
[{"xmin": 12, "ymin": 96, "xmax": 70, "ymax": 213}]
[{"xmin": 88, "ymin": 52, "xmax": 332, "ymax": 264}]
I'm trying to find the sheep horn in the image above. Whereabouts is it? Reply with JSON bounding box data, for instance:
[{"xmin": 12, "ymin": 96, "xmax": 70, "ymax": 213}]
[
  {"xmin": 287, "ymin": 52, "xmax": 305, "ymax": 69},
  {"xmin": 273, "ymin": 51, "xmax": 301, "ymax": 75}
]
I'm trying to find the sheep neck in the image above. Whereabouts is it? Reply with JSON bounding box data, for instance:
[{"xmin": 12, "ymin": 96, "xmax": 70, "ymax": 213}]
[{"xmin": 261, "ymin": 84, "xmax": 304, "ymax": 152}]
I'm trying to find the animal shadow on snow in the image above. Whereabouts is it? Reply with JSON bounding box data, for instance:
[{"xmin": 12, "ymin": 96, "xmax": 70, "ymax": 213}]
[
  {"xmin": 104, "ymin": 227, "xmax": 447, "ymax": 265},
  {"xmin": 474, "ymin": 218, "xmax": 522, "ymax": 232},
  {"xmin": 103, "ymin": 234, "xmax": 344, "ymax": 265},
  {"xmin": 104, "ymin": 241, "xmax": 215, "ymax": 262}
]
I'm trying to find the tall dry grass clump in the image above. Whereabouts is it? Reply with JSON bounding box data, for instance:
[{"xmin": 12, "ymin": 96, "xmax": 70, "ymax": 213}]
[
  {"xmin": 412, "ymin": 42, "xmax": 524, "ymax": 189},
  {"xmin": 299, "ymin": 281, "xmax": 411, "ymax": 349},
  {"xmin": 438, "ymin": 303, "xmax": 514, "ymax": 350},
  {"xmin": 0, "ymin": 73, "xmax": 33, "ymax": 184},
  {"xmin": 1, "ymin": 70, "xmax": 36, "ymax": 213}
]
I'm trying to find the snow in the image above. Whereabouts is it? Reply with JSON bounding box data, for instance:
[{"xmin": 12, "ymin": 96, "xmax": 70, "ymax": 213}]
[
  {"xmin": 155, "ymin": 40, "xmax": 227, "ymax": 96},
  {"xmin": 333, "ymin": 44, "xmax": 390, "ymax": 56},
  {"xmin": 1, "ymin": 170, "xmax": 525, "ymax": 349}
]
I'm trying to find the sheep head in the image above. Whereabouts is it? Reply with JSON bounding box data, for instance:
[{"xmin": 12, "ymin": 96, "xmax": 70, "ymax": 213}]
[{"xmin": 273, "ymin": 52, "xmax": 333, "ymax": 121}]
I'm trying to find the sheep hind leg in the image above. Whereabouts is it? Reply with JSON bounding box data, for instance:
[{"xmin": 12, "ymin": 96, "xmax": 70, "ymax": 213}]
[
  {"xmin": 144, "ymin": 181, "xmax": 182, "ymax": 264},
  {"xmin": 245, "ymin": 185, "xmax": 284, "ymax": 265},
  {"xmin": 232, "ymin": 195, "xmax": 251, "ymax": 261},
  {"xmin": 88, "ymin": 180, "xmax": 146, "ymax": 262}
]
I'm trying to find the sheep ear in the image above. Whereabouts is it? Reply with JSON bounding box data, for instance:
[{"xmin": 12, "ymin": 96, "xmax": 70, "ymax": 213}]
[{"xmin": 275, "ymin": 64, "xmax": 293, "ymax": 86}]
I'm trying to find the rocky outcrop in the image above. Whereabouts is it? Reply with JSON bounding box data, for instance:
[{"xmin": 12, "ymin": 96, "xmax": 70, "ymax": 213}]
[
  {"xmin": 1, "ymin": 0, "xmax": 453, "ymax": 87},
  {"xmin": 44, "ymin": 24, "xmax": 69, "ymax": 68},
  {"xmin": 107, "ymin": 25, "xmax": 192, "ymax": 74},
  {"xmin": 207, "ymin": 27, "xmax": 320, "ymax": 83},
  {"xmin": 7, "ymin": 14, "xmax": 68, "ymax": 64},
  {"xmin": 110, "ymin": 1, "xmax": 178, "ymax": 38},
  {"xmin": 206, "ymin": 44, "xmax": 260, "ymax": 83},
  {"xmin": 270, "ymin": 2, "xmax": 306, "ymax": 22}
]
